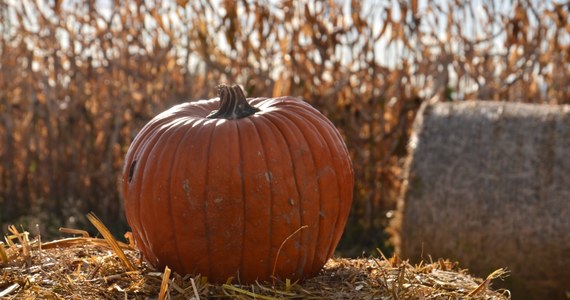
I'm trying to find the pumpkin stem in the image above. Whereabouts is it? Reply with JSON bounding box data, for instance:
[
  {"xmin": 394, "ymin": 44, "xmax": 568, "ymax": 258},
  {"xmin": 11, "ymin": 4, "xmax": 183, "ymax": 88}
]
[{"xmin": 207, "ymin": 84, "xmax": 260, "ymax": 119}]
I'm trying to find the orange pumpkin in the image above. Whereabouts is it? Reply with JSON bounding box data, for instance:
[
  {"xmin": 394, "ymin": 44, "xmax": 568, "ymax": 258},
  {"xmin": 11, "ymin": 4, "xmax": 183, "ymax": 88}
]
[{"xmin": 122, "ymin": 85, "xmax": 353, "ymax": 283}]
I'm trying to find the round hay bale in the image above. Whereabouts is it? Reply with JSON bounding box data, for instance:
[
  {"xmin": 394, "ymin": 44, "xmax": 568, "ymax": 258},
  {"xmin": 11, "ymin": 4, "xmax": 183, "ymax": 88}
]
[{"xmin": 392, "ymin": 101, "xmax": 570, "ymax": 299}]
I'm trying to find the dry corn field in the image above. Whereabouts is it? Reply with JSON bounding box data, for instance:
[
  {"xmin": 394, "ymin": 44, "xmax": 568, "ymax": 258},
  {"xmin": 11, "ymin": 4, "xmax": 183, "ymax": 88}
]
[{"xmin": 1, "ymin": 0, "xmax": 569, "ymax": 255}]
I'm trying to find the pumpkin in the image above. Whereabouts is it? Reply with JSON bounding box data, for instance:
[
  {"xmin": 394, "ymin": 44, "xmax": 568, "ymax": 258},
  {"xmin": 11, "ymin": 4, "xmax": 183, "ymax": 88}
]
[{"xmin": 122, "ymin": 84, "xmax": 353, "ymax": 283}]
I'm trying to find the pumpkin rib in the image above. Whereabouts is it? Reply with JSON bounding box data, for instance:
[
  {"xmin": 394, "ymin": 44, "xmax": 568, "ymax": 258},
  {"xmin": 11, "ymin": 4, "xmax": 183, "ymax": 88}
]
[
  {"xmin": 144, "ymin": 119, "xmax": 191, "ymax": 268},
  {"xmin": 250, "ymin": 116, "xmax": 279, "ymax": 277},
  {"xmin": 205, "ymin": 119, "xmax": 244, "ymax": 280},
  {"xmin": 156, "ymin": 119, "xmax": 190, "ymax": 270},
  {"xmin": 312, "ymin": 117, "xmax": 354, "ymax": 259},
  {"xmin": 273, "ymin": 108, "xmax": 326, "ymax": 277},
  {"xmin": 264, "ymin": 107, "xmax": 321, "ymax": 278},
  {"xmin": 166, "ymin": 118, "xmax": 200, "ymax": 273},
  {"xmin": 248, "ymin": 116, "xmax": 276, "ymax": 281},
  {"xmin": 235, "ymin": 120, "xmax": 247, "ymax": 281},
  {"xmin": 201, "ymin": 119, "xmax": 219, "ymax": 279},
  {"xmin": 284, "ymin": 103, "xmax": 354, "ymax": 258},
  {"xmin": 130, "ymin": 122, "xmax": 177, "ymax": 263},
  {"xmin": 292, "ymin": 109, "xmax": 347, "ymax": 267},
  {"xmin": 134, "ymin": 124, "xmax": 168, "ymax": 264},
  {"xmin": 257, "ymin": 113, "xmax": 305, "ymax": 278},
  {"xmin": 124, "ymin": 113, "xmax": 180, "ymax": 251},
  {"xmin": 234, "ymin": 118, "xmax": 271, "ymax": 281},
  {"xmin": 292, "ymin": 110, "xmax": 340, "ymax": 272},
  {"xmin": 172, "ymin": 118, "xmax": 212, "ymax": 275},
  {"xmin": 317, "ymin": 122, "xmax": 353, "ymax": 260},
  {"xmin": 254, "ymin": 114, "xmax": 302, "ymax": 274},
  {"xmin": 285, "ymin": 100, "xmax": 351, "ymax": 273}
]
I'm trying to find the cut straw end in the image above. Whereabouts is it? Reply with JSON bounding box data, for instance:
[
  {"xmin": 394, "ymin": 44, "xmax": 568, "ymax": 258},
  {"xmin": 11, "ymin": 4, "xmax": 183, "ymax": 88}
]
[
  {"xmin": 0, "ymin": 242, "xmax": 8, "ymax": 264},
  {"xmin": 158, "ymin": 266, "xmax": 171, "ymax": 300}
]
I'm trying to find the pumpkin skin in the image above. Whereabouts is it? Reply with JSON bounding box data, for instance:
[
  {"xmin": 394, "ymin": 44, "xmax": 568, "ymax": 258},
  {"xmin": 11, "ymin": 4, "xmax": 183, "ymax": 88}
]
[{"xmin": 122, "ymin": 85, "xmax": 353, "ymax": 283}]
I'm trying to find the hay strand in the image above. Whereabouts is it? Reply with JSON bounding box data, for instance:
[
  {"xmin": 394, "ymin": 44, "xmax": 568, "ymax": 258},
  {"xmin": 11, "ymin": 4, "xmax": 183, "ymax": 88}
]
[
  {"xmin": 190, "ymin": 278, "xmax": 200, "ymax": 300},
  {"xmin": 222, "ymin": 284, "xmax": 281, "ymax": 300},
  {"xmin": 158, "ymin": 266, "xmax": 171, "ymax": 300},
  {"xmin": 86, "ymin": 213, "xmax": 136, "ymax": 272},
  {"xmin": 41, "ymin": 237, "xmax": 131, "ymax": 250},
  {"xmin": 468, "ymin": 268, "xmax": 509, "ymax": 297},
  {"xmin": 0, "ymin": 283, "xmax": 20, "ymax": 298},
  {"xmin": 0, "ymin": 242, "xmax": 7, "ymax": 264},
  {"xmin": 271, "ymin": 224, "xmax": 308, "ymax": 286},
  {"xmin": 59, "ymin": 227, "xmax": 91, "ymax": 237}
]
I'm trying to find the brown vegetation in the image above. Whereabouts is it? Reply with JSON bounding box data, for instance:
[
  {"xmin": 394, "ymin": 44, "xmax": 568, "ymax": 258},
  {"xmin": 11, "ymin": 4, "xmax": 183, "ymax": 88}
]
[{"xmin": 1, "ymin": 0, "xmax": 569, "ymax": 254}]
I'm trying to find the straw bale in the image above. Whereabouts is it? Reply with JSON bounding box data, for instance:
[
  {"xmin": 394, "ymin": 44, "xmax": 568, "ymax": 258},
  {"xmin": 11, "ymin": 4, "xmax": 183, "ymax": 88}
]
[
  {"xmin": 1, "ymin": 231, "xmax": 509, "ymax": 299},
  {"xmin": 393, "ymin": 101, "xmax": 570, "ymax": 299}
]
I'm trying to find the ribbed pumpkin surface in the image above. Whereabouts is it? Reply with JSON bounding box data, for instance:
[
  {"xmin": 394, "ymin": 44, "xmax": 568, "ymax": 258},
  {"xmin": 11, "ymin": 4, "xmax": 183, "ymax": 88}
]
[{"xmin": 122, "ymin": 87, "xmax": 353, "ymax": 283}]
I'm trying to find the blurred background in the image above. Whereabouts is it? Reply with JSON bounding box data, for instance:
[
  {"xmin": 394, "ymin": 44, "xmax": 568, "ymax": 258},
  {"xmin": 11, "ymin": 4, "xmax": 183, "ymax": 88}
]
[{"xmin": 1, "ymin": 0, "xmax": 569, "ymax": 257}]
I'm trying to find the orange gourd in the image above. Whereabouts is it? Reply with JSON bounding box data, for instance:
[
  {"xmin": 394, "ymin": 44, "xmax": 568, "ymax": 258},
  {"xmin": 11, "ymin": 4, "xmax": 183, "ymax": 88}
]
[{"xmin": 122, "ymin": 85, "xmax": 353, "ymax": 283}]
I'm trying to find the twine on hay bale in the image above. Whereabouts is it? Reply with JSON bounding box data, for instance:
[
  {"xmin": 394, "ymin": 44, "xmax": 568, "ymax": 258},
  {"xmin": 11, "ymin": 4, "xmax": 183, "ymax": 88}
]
[
  {"xmin": 392, "ymin": 101, "xmax": 570, "ymax": 299},
  {"xmin": 1, "ymin": 225, "xmax": 509, "ymax": 299}
]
